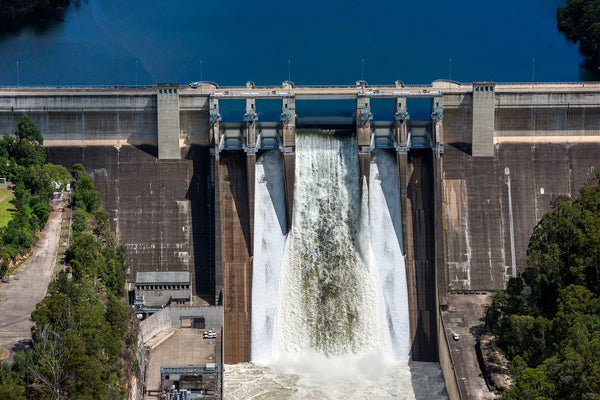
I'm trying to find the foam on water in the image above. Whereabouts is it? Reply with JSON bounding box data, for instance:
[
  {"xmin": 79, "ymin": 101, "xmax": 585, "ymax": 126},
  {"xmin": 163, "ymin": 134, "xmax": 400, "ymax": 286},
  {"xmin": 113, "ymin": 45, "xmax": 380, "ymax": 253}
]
[
  {"xmin": 224, "ymin": 360, "xmax": 447, "ymax": 400},
  {"xmin": 244, "ymin": 132, "xmax": 446, "ymax": 399},
  {"xmin": 251, "ymin": 150, "xmax": 288, "ymax": 363},
  {"xmin": 272, "ymin": 132, "xmax": 388, "ymax": 358},
  {"xmin": 369, "ymin": 149, "xmax": 412, "ymax": 360}
]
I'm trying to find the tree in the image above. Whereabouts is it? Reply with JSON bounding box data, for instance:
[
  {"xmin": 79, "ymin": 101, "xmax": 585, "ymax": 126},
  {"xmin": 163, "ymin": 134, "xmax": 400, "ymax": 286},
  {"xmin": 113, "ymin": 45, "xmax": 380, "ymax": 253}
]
[
  {"xmin": 27, "ymin": 325, "xmax": 71, "ymax": 400},
  {"xmin": 72, "ymin": 176, "xmax": 101, "ymax": 213},
  {"xmin": 490, "ymin": 171, "xmax": 600, "ymax": 398},
  {"xmin": 15, "ymin": 115, "xmax": 43, "ymax": 146},
  {"xmin": 70, "ymin": 163, "xmax": 86, "ymax": 181},
  {"xmin": 0, "ymin": 362, "xmax": 27, "ymax": 400},
  {"xmin": 557, "ymin": 0, "xmax": 600, "ymax": 71}
]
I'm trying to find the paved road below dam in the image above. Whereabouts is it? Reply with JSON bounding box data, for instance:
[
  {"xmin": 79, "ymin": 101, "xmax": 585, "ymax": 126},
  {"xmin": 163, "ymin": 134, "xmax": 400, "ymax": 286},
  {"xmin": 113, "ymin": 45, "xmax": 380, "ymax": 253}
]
[{"xmin": 0, "ymin": 202, "xmax": 63, "ymax": 363}]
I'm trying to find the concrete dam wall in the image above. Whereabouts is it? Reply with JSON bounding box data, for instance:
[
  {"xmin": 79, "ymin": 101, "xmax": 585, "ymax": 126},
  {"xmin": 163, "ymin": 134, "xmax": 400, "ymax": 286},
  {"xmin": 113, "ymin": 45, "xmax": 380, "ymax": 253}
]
[
  {"xmin": 2, "ymin": 81, "xmax": 600, "ymax": 368},
  {"xmin": 44, "ymin": 145, "xmax": 215, "ymax": 302}
]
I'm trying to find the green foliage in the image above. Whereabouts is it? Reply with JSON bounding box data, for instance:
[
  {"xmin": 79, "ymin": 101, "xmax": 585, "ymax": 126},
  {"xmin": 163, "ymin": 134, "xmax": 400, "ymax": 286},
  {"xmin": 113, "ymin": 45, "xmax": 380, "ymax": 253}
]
[
  {"xmin": 70, "ymin": 163, "xmax": 86, "ymax": 181},
  {"xmin": 0, "ymin": 116, "xmax": 137, "ymax": 398},
  {"xmin": 15, "ymin": 115, "xmax": 43, "ymax": 145},
  {"xmin": 557, "ymin": 0, "xmax": 600, "ymax": 70},
  {"xmin": 0, "ymin": 116, "xmax": 56, "ymax": 272},
  {"xmin": 0, "ymin": 190, "xmax": 16, "ymax": 229},
  {"xmin": 22, "ymin": 174, "xmax": 135, "ymax": 398},
  {"xmin": 0, "ymin": 362, "xmax": 27, "ymax": 400},
  {"xmin": 72, "ymin": 176, "xmax": 101, "ymax": 213},
  {"xmin": 71, "ymin": 207, "xmax": 88, "ymax": 234},
  {"xmin": 490, "ymin": 172, "xmax": 600, "ymax": 399}
]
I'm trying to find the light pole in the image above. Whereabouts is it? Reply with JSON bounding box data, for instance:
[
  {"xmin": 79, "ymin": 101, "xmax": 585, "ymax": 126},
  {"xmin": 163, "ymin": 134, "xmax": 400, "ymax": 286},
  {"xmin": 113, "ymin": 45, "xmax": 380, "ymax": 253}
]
[
  {"xmin": 361, "ymin": 58, "xmax": 365, "ymax": 81},
  {"xmin": 505, "ymin": 167, "xmax": 517, "ymax": 278},
  {"xmin": 16, "ymin": 61, "xmax": 19, "ymax": 88},
  {"xmin": 288, "ymin": 59, "xmax": 291, "ymax": 82},
  {"xmin": 449, "ymin": 57, "xmax": 452, "ymax": 81},
  {"xmin": 532, "ymin": 57, "xmax": 535, "ymax": 86}
]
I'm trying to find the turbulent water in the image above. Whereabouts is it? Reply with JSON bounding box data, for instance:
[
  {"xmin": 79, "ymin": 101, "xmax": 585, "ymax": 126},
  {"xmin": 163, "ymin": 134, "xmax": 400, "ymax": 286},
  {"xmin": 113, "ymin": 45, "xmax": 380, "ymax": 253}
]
[
  {"xmin": 237, "ymin": 132, "xmax": 446, "ymax": 399},
  {"xmin": 224, "ymin": 360, "xmax": 447, "ymax": 400},
  {"xmin": 369, "ymin": 149, "xmax": 412, "ymax": 360},
  {"xmin": 273, "ymin": 132, "xmax": 388, "ymax": 357},
  {"xmin": 251, "ymin": 150, "xmax": 288, "ymax": 363}
]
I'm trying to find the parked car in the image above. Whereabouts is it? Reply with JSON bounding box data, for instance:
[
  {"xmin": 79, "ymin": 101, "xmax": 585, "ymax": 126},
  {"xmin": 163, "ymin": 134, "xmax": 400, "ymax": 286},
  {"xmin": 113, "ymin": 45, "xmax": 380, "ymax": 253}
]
[
  {"xmin": 203, "ymin": 330, "xmax": 217, "ymax": 339},
  {"xmin": 452, "ymin": 333, "xmax": 459, "ymax": 341}
]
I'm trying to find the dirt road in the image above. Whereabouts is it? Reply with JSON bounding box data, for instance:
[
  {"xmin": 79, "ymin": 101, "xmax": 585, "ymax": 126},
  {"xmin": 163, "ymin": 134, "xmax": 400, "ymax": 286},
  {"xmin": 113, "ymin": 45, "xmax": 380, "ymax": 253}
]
[{"xmin": 0, "ymin": 202, "xmax": 64, "ymax": 362}]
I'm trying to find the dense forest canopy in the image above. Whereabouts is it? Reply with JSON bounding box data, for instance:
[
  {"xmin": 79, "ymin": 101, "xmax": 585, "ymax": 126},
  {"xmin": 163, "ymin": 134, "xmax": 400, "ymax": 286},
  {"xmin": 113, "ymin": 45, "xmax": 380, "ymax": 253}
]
[
  {"xmin": 488, "ymin": 171, "xmax": 600, "ymax": 399},
  {"xmin": 557, "ymin": 0, "xmax": 600, "ymax": 71}
]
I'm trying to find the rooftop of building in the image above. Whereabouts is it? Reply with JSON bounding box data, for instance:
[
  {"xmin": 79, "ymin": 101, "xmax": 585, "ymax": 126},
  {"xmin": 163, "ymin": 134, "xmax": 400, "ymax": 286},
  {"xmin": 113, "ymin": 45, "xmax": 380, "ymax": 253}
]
[{"xmin": 136, "ymin": 271, "xmax": 190, "ymax": 284}]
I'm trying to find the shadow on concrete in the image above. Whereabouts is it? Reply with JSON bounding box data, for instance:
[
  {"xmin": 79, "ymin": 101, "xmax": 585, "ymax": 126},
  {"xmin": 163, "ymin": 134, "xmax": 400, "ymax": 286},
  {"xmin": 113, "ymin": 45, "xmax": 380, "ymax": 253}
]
[
  {"xmin": 185, "ymin": 146, "xmax": 214, "ymax": 304},
  {"xmin": 132, "ymin": 144, "xmax": 158, "ymax": 158},
  {"xmin": 407, "ymin": 149, "xmax": 438, "ymax": 362},
  {"xmin": 3, "ymin": 339, "xmax": 32, "ymax": 364},
  {"xmin": 259, "ymin": 150, "xmax": 287, "ymax": 236},
  {"xmin": 447, "ymin": 141, "xmax": 472, "ymax": 155},
  {"xmin": 225, "ymin": 151, "xmax": 251, "ymax": 257}
]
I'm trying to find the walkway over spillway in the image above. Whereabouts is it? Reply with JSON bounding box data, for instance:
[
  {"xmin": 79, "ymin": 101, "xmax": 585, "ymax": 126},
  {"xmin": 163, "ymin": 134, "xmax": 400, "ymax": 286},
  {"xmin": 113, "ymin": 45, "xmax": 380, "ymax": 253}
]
[{"xmin": 2, "ymin": 80, "xmax": 600, "ymax": 160}]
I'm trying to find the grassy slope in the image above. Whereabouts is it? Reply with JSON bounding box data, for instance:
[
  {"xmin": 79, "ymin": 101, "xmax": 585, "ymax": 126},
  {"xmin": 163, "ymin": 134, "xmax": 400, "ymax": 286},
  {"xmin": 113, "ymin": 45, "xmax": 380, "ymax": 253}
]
[{"xmin": 0, "ymin": 189, "xmax": 16, "ymax": 229}]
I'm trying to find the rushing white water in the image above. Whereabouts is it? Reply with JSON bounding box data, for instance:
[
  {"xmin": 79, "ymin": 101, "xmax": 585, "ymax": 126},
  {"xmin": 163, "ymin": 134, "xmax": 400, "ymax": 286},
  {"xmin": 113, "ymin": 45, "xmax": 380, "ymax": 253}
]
[
  {"xmin": 369, "ymin": 149, "xmax": 412, "ymax": 360},
  {"xmin": 251, "ymin": 150, "xmax": 288, "ymax": 363},
  {"xmin": 242, "ymin": 131, "xmax": 446, "ymax": 399},
  {"xmin": 225, "ymin": 360, "xmax": 447, "ymax": 400},
  {"xmin": 272, "ymin": 132, "xmax": 389, "ymax": 358}
]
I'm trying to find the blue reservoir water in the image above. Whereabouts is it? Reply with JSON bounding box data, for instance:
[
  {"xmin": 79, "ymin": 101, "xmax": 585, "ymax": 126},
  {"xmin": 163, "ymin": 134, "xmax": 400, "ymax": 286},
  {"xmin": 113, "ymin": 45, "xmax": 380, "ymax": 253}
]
[{"xmin": 0, "ymin": 0, "xmax": 584, "ymax": 89}]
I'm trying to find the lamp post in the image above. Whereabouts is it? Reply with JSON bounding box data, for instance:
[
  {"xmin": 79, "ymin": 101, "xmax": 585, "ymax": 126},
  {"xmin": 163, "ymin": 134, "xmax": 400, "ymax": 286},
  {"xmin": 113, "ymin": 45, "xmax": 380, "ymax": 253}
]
[{"xmin": 361, "ymin": 58, "xmax": 365, "ymax": 81}]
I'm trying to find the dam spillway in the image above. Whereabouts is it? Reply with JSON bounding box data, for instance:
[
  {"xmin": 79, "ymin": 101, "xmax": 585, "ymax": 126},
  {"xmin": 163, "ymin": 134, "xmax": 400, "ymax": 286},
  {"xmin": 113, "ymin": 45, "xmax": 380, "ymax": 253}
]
[
  {"xmin": 272, "ymin": 131, "xmax": 390, "ymax": 358},
  {"xmin": 3, "ymin": 80, "xmax": 600, "ymax": 398}
]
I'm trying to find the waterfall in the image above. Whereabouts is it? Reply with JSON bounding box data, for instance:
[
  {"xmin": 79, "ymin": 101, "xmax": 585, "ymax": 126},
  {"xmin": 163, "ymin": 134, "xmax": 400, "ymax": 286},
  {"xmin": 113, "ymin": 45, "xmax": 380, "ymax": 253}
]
[
  {"xmin": 251, "ymin": 150, "xmax": 288, "ymax": 363},
  {"xmin": 238, "ymin": 132, "xmax": 447, "ymax": 399},
  {"xmin": 272, "ymin": 131, "xmax": 388, "ymax": 358},
  {"xmin": 252, "ymin": 131, "xmax": 411, "ymax": 363},
  {"xmin": 369, "ymin": 149, "xmax": 411, "ymax": 360}
]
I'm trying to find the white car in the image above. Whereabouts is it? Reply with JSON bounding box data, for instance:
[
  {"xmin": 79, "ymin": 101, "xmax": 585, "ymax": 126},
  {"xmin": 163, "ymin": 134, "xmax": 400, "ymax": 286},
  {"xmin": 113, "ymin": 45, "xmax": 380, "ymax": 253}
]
[
  {"xmin": 452, "ymin": 333, "xmax": 460, "ymax": 341},
  {"xmin": 203, "ymin": 330, "xmax": 217, "ymax": 339}
]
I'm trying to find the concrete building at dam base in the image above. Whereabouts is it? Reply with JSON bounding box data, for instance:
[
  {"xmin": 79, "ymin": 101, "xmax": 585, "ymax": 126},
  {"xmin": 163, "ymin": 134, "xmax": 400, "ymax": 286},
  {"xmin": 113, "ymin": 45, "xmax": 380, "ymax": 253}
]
[{"xmin": 2, "ymin": 80, "xmax": 600, "ymax": 399}]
